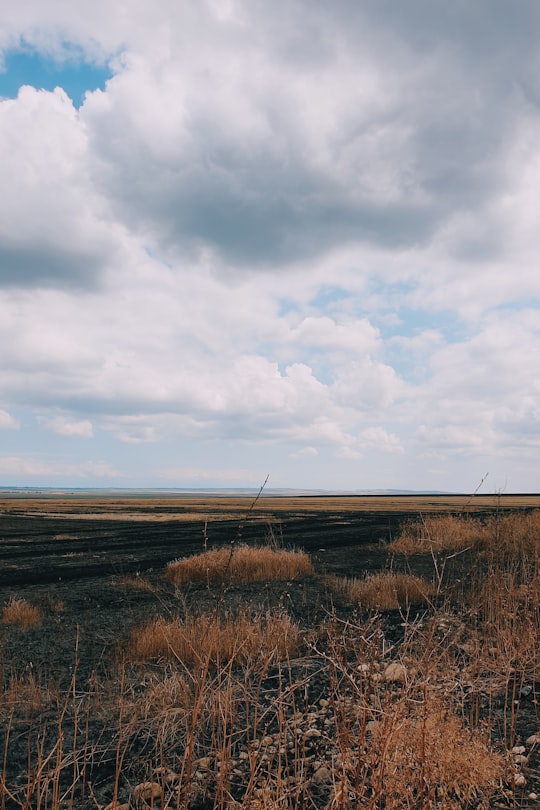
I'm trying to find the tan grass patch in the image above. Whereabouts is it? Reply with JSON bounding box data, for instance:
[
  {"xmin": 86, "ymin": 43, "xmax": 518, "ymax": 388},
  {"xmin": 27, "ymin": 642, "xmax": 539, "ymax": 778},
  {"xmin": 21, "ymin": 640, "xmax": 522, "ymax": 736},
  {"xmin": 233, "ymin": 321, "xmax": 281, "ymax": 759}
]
[
  {"xmin": 391, "ymin": 514, "xmax": 488, "ymax": 555},
  {"xmin": 127, "ymin": 610, "xmax": 301, "ymax": 667},
  {"xmin": 327, "ymin": 572, "xmax": 434, "ymax": 610},
  {"xmin": 166, "ymin": 544, "xmax": 313, "ymax": 586},
  {"xmin": 359, "ymin": 696, "xmax": 506, "ymax": 808},
  {"xmin": 1, "ymin": 597, "xmax": 42, "ymax": 629}
]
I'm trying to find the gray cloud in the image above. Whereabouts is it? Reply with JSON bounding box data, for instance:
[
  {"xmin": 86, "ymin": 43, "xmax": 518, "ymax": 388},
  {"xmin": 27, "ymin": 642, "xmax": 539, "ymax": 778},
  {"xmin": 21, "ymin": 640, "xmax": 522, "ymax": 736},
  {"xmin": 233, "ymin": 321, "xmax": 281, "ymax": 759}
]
[{"xmin": 75, "ymin": 1, "xmax": 539, "ymax": 271}]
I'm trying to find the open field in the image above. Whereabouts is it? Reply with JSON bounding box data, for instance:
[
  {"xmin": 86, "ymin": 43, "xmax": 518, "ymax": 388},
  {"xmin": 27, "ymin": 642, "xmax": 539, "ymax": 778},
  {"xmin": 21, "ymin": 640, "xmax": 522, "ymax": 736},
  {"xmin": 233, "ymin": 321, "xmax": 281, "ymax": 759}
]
[
  {"xmin": 2, "ymin": 493, "xmax": 540, "ymax": 587},
  {"xmin": 2, "ymin": 494, "xmax": 540, "ymax": 808}
]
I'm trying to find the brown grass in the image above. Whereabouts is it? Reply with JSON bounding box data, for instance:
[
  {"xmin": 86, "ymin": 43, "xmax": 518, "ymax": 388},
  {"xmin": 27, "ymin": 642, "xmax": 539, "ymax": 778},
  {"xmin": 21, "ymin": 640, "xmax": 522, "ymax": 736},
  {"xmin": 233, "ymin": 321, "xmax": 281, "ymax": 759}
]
[
  {"xmin": 1, "ymin": 597, "xmax": 42, "ymax": 629},
  {"xmin": 327, "ymin": 571, "xmax": 435, "ymax": 610},
  {"xmin": 166, "ymin": 544, "xmax": 314, "ymax": 586},
  {"xmin": 126, "ymin": 610, "xmax": 301, "ymax": 667},
  {"xmin": 390, "ymin": 514, "xmax": 488, "ymax": 555},
  {"xmin": 114, "ymin": 574, "xmax": 157, "ymax": 592},
  {"xmin": 358, "ymin": 695, "xmax": 505, "ymax": 808}
]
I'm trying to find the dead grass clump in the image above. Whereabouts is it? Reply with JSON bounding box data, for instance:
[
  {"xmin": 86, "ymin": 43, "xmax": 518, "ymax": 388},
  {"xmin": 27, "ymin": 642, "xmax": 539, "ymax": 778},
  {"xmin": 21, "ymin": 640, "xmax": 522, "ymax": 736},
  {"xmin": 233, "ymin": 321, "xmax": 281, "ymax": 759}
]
[
  {"xmin": 166, "ymin": 544, "xmax": 313, "ymax": 586},
  {"xmin": 361, "ymin": 696, "xmax": 506, "ymax": 809},
  {"xmin": 0, "ymin": 672, "xmax": 52, "ymax": 716},
  {"xmin": 127, "ymin": 610, "xmax": 301, "ymax": 667},
  {"xmin": 327, "ymin": 572, "xmax": 434, "ymax": 610},
  {"xmin": 114, "ymin": 574, "xmax": 156, "ymax": 592},
  {"xmin": 478, "ymin": 510, "xmax": 540, "ymax": 561},
  {"xmin": 391, "ymin": 514, "xmax": 488, "ymax": 555},
  {"xmin": 1, "ymin": 597, "xmax": 42, "ymax": 629}
]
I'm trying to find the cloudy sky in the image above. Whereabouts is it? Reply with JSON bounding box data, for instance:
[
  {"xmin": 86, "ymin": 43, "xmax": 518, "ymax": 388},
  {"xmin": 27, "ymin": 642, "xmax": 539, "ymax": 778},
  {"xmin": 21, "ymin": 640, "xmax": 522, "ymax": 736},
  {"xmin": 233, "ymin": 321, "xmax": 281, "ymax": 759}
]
[{"xmin": 0, "ymin": 1, "xmax": 539, "ymax": 492}]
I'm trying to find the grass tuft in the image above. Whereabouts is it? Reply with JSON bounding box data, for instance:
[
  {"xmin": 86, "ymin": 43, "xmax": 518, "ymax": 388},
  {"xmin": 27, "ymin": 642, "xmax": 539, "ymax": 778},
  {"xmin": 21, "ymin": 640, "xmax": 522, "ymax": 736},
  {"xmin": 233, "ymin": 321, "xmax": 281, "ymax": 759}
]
[
  {"xmin": 126, "ymin": 610, "xmax": 301, "ymax": 667},
  {"xmin": 1, "ymin": 597, "xmax": 42, "ymax": 629},
  {"xmin": 327, "ymin": 571, "xmax": 434, "ymax": 610},
  {"xmin": 166, "ymin": 544, "xmax": 314, "ymax": 586}
]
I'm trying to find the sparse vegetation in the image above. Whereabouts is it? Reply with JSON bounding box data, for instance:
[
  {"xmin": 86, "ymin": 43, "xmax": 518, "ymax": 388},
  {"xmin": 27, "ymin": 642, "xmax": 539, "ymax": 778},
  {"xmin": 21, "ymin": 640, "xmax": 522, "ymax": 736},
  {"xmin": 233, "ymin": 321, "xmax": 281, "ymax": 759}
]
[
  {"xmin": 126, "ymin": 610, "xmax": 302, "ymax": 667},
  {"xmin": 4, "ymin": 501, "xmax": 540, "ymax": 808},
  {"xmin": 166, "ymin": 543, "xmax": 314, "ymax": 586},
  {"xmin": 1, "ymin": 597, "xmax": 41, "ymax": 629},
  {"xmin": 326, "ymin": 570, "xmax": 435, "ymax": 609}
]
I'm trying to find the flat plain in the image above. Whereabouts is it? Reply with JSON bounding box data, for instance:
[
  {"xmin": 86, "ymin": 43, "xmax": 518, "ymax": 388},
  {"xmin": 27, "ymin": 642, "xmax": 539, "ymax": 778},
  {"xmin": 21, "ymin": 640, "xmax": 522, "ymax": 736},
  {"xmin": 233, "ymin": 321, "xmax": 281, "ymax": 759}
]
[{"xmin": 2, "ymin": 492, "xmax": 540, "ymax": 809}]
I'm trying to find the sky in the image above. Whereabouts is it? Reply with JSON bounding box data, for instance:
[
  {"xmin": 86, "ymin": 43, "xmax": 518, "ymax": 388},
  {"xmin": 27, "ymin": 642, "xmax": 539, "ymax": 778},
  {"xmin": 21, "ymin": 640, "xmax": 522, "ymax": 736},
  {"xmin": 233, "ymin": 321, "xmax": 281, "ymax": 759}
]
[{"xmin": 0, "ymin": 1, "xmax": 539, "ymax": 493}]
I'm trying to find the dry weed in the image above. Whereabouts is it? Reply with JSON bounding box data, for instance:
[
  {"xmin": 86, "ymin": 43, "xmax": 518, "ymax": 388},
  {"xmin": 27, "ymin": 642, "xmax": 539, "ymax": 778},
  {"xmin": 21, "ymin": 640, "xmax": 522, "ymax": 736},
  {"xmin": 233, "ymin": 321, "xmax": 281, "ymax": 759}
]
[
  {"xmin": 166, "ymin": 544, "xmax": 313, "ymax": 586},
  {"xmin": 114, "ymin": 574, "xmax": 156, "ymax": 592},
  {"xmin": 327, "ymin": 571, "xmax": 434, "ymax": 610},
  {"xmin": 127, "ymin": 610, "xmax": 301, "ymax": 667},
  {"xmin": 1, "ymin": 597, "xmax": 42, "ymax": 629},
  {"xmin": 360, "ymin": 695, "xmax": 506, "ymax": 808},
  {"xmin": 391, "ymin": 514, "xmax": 488, "ymax": 555}
]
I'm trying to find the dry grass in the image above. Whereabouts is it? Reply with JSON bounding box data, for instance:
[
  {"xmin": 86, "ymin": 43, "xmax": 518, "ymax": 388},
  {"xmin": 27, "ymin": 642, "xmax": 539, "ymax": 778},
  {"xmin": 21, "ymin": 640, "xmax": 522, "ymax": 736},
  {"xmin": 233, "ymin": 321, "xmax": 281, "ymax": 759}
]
[
  {"xmin": 126, "ymin": 610, "xmax": 301, "ymax": 667},
  {"xmin": 8, "ymin": 508, "xmax": 540, "ymax": 808},
  {"xmin": 166, "ymin": 543, "xmax": 314, "ymax": 586},
  {"xmin": 1, "ymin": 597, "xmax": 42, "ymax": 629},
  {"xmin": 327, "ymin": 571, "xmax": 435, "ymax": 610},
  {"xmin": 358, "ymin": 695, "xmax": 505, "ymax": 809},
  {"xmin": 114, "ymin": 574, "xmax": 157, "ymax": 592},
  {"xmin": 390, "ymin": 514, "xmax": 488, "ymax": 555},
  {"xmin": 391, "ymin": 510, "xmax": 540, "ymax": 561}
]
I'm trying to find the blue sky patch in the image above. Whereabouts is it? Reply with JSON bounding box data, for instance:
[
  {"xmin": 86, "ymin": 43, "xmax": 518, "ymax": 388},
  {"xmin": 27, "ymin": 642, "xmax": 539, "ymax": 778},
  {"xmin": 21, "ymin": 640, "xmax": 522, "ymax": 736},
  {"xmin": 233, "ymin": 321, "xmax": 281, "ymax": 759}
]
[{"xmin": 0, "ymin": 49, "xmax": 111, "ymax": 107}]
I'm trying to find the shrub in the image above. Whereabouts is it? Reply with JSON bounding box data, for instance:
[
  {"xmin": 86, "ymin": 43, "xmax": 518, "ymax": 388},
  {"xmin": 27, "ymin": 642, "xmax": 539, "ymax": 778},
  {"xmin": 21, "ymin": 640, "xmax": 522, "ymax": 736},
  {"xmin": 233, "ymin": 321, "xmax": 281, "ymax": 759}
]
[{"xmin": 166, "ymin": 544, "xmax": 313, "ymax": 586}]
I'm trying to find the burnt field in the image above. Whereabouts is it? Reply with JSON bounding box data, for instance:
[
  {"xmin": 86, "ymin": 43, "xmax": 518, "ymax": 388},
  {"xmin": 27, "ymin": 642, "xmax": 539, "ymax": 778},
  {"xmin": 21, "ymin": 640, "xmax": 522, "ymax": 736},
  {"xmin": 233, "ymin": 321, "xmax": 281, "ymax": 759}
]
[
  {"xmin": 1, "ymin": 492, "xmax": 538, "ymax": 586},
  {"xmin": 2, "ymin": 493, "xmax": 540, "ymax": 809}
]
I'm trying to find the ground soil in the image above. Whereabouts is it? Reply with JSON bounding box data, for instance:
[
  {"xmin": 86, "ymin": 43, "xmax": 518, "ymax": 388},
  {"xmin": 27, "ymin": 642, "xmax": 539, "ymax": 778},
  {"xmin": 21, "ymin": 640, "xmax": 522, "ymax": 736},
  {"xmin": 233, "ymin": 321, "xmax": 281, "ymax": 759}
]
[{"xmin": 2, "ymin": 494, "xmax": 540, "ymax": 808}]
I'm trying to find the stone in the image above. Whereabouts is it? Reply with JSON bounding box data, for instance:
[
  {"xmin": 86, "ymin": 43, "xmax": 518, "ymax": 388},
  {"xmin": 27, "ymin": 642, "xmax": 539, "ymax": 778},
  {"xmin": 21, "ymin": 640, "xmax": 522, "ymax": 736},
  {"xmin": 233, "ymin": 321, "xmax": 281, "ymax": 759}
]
[
  {"xmin": 193, "ymin": 756, "xmax": 212, "ymax": 770},
  {"xmin": 153, "ymin": 766, "xmax": 178, "ymax": 783},
  {"xmin": 312, "ymin": 765, "xmax": 332, "ymax": 784},
  {"xmin": 383, "ymin": 662, "xmax": 407, "ymax": 683},
  {"xmin": 132, "ymin": 781, "xmax": 163, "ymax": 806}
]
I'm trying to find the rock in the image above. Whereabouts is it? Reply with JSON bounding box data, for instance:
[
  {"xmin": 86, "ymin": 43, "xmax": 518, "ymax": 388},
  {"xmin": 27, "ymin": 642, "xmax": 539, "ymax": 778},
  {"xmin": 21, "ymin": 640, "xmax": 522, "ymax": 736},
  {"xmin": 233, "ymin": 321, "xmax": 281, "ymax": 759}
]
[
  {"xmin": 193, "ymin": 756, "xmax": 212, "ymax": 771},
  {"xmin": 153, "ymin": 766, "xmax": 178, "ymax": 783},
  {"xmin": 383, "ymin": 662, "xmax": 407, "ymax": 683},
  {"xmin": 304, "ymin": 727, "xmax": 321, "ymax": 738},
  {"xmin": 312, "ymin": 764, "xmax": 332, "ymax": 784},
  {"xmin": 131, "ymin": 781, "xmax": 163, "ymax": 807}
]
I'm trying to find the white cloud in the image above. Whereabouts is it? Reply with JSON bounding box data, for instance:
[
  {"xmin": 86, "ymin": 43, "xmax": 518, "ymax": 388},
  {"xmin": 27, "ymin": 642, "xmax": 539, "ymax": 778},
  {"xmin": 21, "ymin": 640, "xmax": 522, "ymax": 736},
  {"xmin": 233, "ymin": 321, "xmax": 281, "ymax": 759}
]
[
  {"xmin": 0, "ymin": 409, "xmax": 19, "ymax": 429},
  {"xmin": 0, "ymin": 456, "xmax": 118, "ymax": 478},
  {"xmin": 40, "ymin": 415, "xmax": 93, "ymax": 438},
  {"xmin": 0, "ymin": 3, "xmax": 539, "ymax": 489}
]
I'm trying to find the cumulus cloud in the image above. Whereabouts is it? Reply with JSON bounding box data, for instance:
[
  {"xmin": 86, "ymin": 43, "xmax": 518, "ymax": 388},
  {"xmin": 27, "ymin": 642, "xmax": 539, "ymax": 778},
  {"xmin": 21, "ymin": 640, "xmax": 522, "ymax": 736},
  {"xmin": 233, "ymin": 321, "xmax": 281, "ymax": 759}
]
[
  {"xmin": 0, "ymin": 85, "xmax": 127, "ymax": 289},
  {"xmin": 0, "ymin": 2, "xmax": 540, "ymax": 488}
]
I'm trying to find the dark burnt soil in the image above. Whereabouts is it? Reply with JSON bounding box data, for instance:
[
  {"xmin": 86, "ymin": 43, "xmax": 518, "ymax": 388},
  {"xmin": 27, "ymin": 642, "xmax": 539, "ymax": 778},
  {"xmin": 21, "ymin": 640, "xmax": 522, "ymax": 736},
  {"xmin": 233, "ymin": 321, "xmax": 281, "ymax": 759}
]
[
  {"xmin": 1, "ymin": 506, "xmax": 540, "ymax": 808},
  {"xmin": 0, "ymin": 508, "xmax": 405, "ymax": 587}
]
